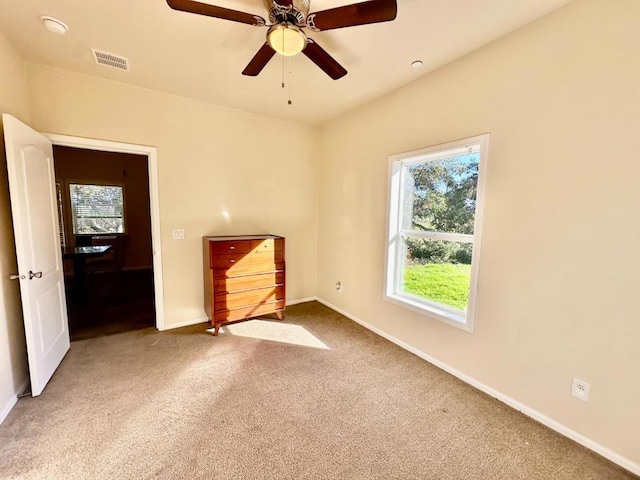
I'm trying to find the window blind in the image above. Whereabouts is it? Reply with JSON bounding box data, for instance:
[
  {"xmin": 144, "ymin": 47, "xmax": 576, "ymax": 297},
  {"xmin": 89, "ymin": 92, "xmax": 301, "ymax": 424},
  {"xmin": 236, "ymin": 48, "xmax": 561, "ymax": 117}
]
[
  {"xmin": 56, "ymin": 182, "xmax": 66, "ymax": 247},
  {"xmin": 69, "ymin": 184, "xmax": 125, "ymax": 235}
]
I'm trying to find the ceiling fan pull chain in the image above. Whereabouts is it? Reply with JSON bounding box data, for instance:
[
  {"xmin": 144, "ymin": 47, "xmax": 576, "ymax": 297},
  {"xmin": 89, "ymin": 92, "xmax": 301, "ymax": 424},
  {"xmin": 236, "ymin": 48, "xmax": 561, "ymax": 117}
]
[
  {"xmin": 281, "ymin": 31, "xmax": 286, "ymax": 90},
  {"xmin": 288, "ymin": 56, "xmax": 293, "ymax": 105}
]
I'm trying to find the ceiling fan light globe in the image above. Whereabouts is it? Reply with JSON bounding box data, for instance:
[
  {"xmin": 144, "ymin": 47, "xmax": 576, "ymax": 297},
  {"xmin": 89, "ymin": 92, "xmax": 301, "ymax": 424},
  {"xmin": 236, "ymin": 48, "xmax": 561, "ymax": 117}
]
[{"xmin": 267, "ymin": 24, "xmax": 306, "ymax": 57}]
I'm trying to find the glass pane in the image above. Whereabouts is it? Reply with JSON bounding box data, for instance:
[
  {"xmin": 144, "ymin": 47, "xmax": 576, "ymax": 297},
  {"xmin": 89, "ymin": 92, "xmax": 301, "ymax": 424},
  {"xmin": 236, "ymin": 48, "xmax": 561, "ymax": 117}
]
[
  {"xmin": 400, "ymin": 237, "xmax": 472, "ymax": 311},
  {"xmin": 402, "ymin": 153, "xmax": 479, "ymax": 235},
  {"xmin": 74, "ymin": 217, "xmax": 124, "ymax": 235},
  {"xmin": 70, "ymin": 184, "xmax": 124, "ymax": 234}
]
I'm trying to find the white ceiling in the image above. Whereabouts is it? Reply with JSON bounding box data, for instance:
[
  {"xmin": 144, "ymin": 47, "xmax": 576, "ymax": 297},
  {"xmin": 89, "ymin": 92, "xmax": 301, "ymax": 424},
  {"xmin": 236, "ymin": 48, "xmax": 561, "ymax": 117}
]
[{"xmin": 0, "ymin": 0, "xmax": 573, "ymax": 125}]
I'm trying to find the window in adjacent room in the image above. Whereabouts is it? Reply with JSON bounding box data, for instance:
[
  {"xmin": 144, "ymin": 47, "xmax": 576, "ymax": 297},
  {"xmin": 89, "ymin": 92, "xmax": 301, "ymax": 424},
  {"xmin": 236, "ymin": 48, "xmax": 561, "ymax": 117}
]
[
  {"xmin": 69, "ymin": 183, "xmax": 125, "ymax": 235},
  {"xmin": 385, "ymin": 134, "xmax": 489, "ymax": 331}
]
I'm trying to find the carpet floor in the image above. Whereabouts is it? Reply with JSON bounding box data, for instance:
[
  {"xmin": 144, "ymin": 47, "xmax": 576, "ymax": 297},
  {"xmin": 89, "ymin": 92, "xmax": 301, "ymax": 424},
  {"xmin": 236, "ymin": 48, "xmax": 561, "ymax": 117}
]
[{"xmin": 0, "ymin": 301, "xmax": 635, "ymax": 479}]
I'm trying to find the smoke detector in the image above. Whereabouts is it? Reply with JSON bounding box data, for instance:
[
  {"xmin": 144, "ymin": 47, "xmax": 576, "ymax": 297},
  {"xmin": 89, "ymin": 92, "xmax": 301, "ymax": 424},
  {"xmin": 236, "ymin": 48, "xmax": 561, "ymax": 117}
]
[{"xmin": 40, "ymin": 16, "xmax": 68, "ymax": 35}]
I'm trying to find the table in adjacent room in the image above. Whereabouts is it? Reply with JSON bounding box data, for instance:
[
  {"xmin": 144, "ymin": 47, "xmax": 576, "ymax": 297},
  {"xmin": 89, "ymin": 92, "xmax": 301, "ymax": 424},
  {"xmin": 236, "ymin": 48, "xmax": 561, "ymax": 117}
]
[{"xmin": 62, "ymin": 245, "xmax": 113, "ymax": 301}]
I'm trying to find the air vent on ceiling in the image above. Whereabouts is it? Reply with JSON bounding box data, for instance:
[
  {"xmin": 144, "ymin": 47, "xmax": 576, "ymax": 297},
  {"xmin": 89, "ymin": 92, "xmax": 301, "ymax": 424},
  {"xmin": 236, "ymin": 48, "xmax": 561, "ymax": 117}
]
[{"xmin": 91, "ymin": 49, "xmax": 129, "ymax": 72}]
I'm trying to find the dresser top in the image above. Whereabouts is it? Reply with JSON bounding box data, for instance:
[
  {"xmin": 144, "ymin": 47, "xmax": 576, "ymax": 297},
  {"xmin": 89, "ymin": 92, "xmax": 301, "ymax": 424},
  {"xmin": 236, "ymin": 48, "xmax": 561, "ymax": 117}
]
[{"xmin": 203, "ymin": 234, "xmax": 282, "ymax": 242}]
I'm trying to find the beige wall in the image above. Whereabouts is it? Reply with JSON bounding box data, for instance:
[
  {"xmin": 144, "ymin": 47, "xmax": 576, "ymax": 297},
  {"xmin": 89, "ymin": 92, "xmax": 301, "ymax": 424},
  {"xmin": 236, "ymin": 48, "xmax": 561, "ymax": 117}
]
[
  {"xmin": 317, "ymin": 0, "xmax": 640, "ymax": 467},
  {"xmin": 26, "ymin": 64, "xmax": 319, "ymax": 326},
  {"xmin": 0, "ymin": 32, "xmax": 30, "ymax": 417}
]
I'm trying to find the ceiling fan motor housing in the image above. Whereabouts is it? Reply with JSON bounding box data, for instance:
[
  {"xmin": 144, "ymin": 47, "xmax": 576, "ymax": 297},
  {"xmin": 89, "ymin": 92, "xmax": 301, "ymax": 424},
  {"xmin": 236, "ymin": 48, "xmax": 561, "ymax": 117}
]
[{"xmin": 266, "ymin": 0, "xmax": 310, "ymax": 26}]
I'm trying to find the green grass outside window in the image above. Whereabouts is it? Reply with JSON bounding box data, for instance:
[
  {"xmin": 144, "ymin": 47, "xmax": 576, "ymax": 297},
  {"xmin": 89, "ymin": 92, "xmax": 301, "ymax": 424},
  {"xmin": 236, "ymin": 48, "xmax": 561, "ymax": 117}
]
[{"xmin": 403, "ymin": 263, "xmax": 471, "ymax": 311}]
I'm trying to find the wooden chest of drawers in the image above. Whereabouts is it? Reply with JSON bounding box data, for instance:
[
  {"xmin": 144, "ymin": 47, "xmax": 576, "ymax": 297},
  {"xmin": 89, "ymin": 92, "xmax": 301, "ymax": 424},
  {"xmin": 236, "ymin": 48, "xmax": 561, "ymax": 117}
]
[{"xmin": 203, "ymin": 235, "xmax": 285, "ymax": 335}]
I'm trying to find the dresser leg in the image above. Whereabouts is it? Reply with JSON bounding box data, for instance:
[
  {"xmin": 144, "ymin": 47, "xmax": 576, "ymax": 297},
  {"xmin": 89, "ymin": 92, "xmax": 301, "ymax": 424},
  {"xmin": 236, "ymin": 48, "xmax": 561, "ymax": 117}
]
[
  {"xmin": 276, "ymin": 311, "xmax": 283, "ymax": 321},
  {"xmin": 213, "ymin": 323, "xmax": 220, "ymax": 336}
]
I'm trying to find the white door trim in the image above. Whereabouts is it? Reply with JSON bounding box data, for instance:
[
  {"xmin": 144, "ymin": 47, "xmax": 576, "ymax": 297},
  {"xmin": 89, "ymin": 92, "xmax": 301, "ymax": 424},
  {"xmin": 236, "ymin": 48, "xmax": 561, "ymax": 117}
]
[{"xmin": 44, "ymin": 133, "xmax": 165, "ymax": 330}]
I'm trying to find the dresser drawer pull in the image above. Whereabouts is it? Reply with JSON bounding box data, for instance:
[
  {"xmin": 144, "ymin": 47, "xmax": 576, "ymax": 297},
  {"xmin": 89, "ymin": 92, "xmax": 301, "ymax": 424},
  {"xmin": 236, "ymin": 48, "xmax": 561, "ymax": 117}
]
[
  {"xmin": 229, "ymin": 259, "xmax": 235, "ymax": 263},
  {"xmin": 229, "ymin": 246, "xmax": 235, "ymax": 250}
]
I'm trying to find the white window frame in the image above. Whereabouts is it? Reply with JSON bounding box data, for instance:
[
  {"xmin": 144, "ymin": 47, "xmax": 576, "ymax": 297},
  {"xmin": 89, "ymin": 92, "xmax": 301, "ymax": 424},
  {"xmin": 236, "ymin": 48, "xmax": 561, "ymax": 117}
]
[{"xmin": 384, "ymin": 134, "xmax": 490, "ymax": 332}]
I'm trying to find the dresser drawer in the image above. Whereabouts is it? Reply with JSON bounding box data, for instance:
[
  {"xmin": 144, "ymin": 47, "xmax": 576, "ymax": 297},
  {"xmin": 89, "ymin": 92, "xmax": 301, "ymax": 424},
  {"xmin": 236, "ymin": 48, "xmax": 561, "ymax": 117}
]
[
  {"xmin": 213, "ymin": 263, "xmax": 284, "ymax": 278},
  {"xmin": 251, "ymin": 238, "xmax": 284, "ymax": 254},
  {"xmin": 210, "ymin": 253, "xmax": 251, "ymax": 270},
  {"xmin": 212, "ymin": 250, "xmax": 284, "ymax": 277},
  {"xmin": 213, "ymin": 272, "xmax": 285, "ymax": 294},
  {"xmin": 214, "ymin": 285, "xmax": 285, "ymax": 311},
  {"xmin": 251, "ymin": 249, "xmax": 284, "ymax": 266},
  {"xmin": 210, "ymin": 240, "xmax": 253, "ymax": 256},
  {"xmin": 214, "ymin": 300, "xmax": 286, "ymax": 322}
]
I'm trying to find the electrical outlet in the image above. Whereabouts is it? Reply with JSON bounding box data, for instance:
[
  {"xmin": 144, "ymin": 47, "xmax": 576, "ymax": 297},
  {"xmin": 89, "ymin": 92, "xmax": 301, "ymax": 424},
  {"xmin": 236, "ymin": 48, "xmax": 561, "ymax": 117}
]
[
  {"xmin": 172, "ymin": 229, "xmax": 185, "ymax": 240},
  {"xmin": 335, "ymin": 281, "xmax": 343, "ymax": 294},
  {"xmin": 571, "ymin": 378, "xmax": 590, "ymax": 402}
]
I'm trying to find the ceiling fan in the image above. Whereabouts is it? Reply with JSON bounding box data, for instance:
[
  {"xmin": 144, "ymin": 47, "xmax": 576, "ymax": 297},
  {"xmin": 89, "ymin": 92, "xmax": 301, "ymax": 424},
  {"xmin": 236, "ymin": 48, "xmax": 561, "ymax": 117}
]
[{"xmin": 166, "ymin": 0, "xmax": 398, "ymax": 80}]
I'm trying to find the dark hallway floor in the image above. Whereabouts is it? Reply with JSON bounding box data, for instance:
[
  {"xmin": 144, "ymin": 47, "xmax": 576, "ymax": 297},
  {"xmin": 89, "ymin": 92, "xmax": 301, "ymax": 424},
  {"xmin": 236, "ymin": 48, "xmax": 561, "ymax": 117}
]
[{"xmin": 65, "ymin": 269, "xmax": 155, "ymax": 342}]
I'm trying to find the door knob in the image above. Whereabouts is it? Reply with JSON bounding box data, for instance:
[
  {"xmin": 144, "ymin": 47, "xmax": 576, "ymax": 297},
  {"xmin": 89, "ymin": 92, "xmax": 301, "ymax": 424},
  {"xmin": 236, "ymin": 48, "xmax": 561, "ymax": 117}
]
[
  {"xmin": 9, "ymin": 274, "xmax": 25, "ymax": 280},
  {"xmin": 29, "ymin": 271, "xmax": 43, "ymax": 279}
]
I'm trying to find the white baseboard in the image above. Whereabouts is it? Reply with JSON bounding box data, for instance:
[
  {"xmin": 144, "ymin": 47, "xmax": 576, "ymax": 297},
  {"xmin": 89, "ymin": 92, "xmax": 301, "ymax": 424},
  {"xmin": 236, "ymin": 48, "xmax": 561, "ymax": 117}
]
[
  {"xmin": 158, "ymin": 299, "xmax": 318, "ymax": 331},
  {"xmin": 158, "ymin": 316, "xmax": 208, "ymax": 331},
  {"xmin": 315, "ymin": 297, "xmax": 640, "ymax": 477},
  {"xmin": 0, "ymin": 394, "xmax": 19, "ymax": 426},
  {"xmin": 0, "ymin": 378, "xmax": 30, "ymax": 426},
  {"xmin": 287, "ymin": 297, "xmax": 316, "ymax": 306}
]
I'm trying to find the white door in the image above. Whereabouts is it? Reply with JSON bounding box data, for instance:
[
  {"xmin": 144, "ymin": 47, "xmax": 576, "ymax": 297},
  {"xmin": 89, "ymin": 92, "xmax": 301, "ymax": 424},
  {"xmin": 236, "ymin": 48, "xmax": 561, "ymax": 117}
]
[{"xmin": 3, "ymin": 114, "xmax": 70, "ymax": 396}]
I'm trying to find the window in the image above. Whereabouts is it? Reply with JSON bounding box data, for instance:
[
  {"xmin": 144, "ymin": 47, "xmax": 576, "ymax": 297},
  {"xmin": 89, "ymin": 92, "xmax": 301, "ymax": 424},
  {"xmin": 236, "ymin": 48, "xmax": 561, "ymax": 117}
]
[
  {"xmin": 385, "ymin": 135, "xmax": 489, "ymax": 331},
  {"xmin": 69, "ymin": 183, "xmax": 125, "ymax": 235}
]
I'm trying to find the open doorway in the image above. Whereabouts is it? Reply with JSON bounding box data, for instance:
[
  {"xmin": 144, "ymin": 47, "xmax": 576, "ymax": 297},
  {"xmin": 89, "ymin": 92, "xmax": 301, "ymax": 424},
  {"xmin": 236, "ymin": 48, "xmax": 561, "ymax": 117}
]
[
  {"xmin": 54, "ymin": 146, "xmax": 154, "ymax": 341},
  {"xmin": 46, "ymin": 133, "xmax": 165, "ymax": 337}
]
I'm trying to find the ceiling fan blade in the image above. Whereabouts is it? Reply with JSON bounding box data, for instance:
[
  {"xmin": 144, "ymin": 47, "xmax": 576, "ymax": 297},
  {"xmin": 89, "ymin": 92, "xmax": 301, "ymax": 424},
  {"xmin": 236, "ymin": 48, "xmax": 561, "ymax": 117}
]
[
  {"xmin": 308, "ymin": 0, "xmax": 397, "ymax": 31},
  {"xmin": 242, "ymin": 44, "xmax": 277, "ymax": 76},
  {"xmin": 166, "ymin": 0, "xmax": 265, "ymax": 26},
  {"xmin": 302, "ymin": 40, "xmax": 347, "ymax": 80}
]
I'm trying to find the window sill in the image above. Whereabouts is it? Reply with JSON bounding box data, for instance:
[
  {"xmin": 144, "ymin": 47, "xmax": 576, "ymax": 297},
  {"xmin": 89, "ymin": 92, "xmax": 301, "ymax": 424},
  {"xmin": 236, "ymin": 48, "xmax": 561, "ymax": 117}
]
[{"xmin": 384, "ymin": 292, "xmax": 474, "ymax": 332}]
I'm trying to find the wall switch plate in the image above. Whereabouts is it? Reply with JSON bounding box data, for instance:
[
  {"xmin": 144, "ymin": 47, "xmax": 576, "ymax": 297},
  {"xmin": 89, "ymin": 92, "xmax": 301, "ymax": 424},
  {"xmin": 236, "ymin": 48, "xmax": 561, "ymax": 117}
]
[
  {"xmin": 172, "ymin": 229, "xmax": 185, "ymax": 240},
  {"xmin": 571, "ymin": 378, "xmax": 590, "ymax": 401},
  {"xmin": 336, "ymin": 281, "xmax": 343, "ymax": 294}
]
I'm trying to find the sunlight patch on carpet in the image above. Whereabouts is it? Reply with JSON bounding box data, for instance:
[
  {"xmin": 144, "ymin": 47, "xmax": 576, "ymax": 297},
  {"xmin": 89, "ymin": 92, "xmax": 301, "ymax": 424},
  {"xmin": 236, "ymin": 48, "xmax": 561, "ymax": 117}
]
[{"xmin": 211, "ymin": 320, "xmax": 330, "ymax": 350}]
